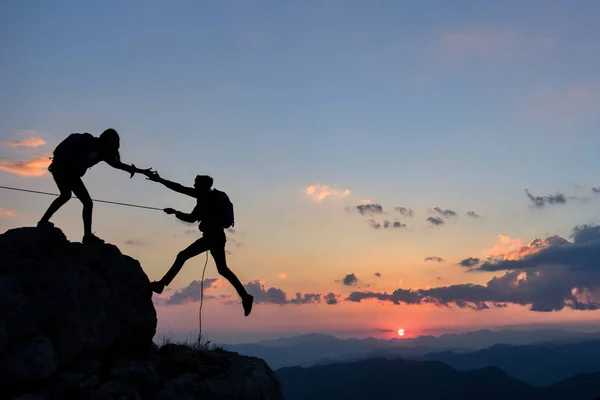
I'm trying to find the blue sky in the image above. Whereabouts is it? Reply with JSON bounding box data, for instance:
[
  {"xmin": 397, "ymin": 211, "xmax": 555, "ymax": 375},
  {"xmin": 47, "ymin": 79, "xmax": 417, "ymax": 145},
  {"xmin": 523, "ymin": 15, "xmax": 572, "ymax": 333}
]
[{"xmin": 2, "ymin": 1, "xmax": 600, "ymax": 343}]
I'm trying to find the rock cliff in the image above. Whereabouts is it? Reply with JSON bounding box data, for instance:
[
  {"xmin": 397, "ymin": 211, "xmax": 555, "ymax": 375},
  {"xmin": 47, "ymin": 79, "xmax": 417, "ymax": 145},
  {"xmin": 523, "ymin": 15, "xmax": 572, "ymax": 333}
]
[{"xmin": 0, "ymin": 227, "xmax": 283, "ymax": 400}]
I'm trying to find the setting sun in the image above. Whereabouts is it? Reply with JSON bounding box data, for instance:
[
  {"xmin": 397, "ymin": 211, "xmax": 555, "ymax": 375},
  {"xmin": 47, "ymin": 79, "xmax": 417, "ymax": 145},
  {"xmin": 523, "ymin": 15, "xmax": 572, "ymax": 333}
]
[{"xmin": 398, "ymin": 329, "xmax": 405, "ymax": 336}]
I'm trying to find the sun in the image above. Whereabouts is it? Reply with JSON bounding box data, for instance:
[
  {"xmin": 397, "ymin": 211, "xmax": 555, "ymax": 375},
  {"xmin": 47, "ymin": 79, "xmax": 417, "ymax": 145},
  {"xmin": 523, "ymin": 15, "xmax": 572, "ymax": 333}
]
[{"xmin": 398, "ymin": 329, "xmax": 405, "ymax": 337}]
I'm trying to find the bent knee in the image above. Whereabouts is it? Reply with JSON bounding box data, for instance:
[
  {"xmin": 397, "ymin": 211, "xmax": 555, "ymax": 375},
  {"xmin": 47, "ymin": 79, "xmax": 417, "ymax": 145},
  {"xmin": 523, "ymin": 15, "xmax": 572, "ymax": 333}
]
[
  {"xmin": 58, "ymin": 193, "xmax": 72, "ymax": 201},
  {"xmin": 80, "ymin": 199, "xmax": 93, "ymax": 208},
  {"xmin": 216, "ymin": 264, "xmax": 231, "ymax": 275}
]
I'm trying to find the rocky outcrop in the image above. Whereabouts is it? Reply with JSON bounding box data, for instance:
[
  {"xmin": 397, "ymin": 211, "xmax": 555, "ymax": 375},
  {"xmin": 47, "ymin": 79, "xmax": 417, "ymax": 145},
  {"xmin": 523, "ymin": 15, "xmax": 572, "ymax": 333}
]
[{"xmin": 0, "ymin": 227, "xmax": 283, "ymax": 400}]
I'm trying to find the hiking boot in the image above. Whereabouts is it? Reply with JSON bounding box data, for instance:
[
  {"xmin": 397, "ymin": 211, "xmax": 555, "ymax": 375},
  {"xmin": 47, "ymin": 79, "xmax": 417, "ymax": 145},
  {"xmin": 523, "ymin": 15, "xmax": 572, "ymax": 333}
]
[
  {"xmin": 82, "ymin": 233, "xmax": 105, "ymax": 245},
  {"xmin": 243, "ymin": 294, "xmax": 254, "ymax": 317},
  {"xmin": 37, "ymin": 220, "xmax": 54, "ymax": 229},
  {"xmin": 150, "ymin": 281, "xmax": 165, "ymax": 294}
]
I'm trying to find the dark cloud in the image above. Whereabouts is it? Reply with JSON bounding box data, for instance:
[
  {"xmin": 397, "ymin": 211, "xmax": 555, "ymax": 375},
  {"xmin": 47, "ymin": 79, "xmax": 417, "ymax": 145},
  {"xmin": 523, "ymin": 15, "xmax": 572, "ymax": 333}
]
[
  {"xmin": 243, "ymin": 280, "xmax": 321, "ymax": 305},
  {"xmin": 593, "ymin": 187, "xmax": 600, "ymax": 194},
  {"xmin": 394, "ymin": 207, "xmax": 414, "ymax": 217},
  {"xmin": 459, "ymin": 257, "xmax": 480, "ymax": 267},
  {"xmin": 368, "ymin": 220, "xmax": 406, "ymax": 229},
  {"xmin": 124, "ymin": 239, "xmax": 145, "ymax": 246},
  {"xmin": 324, "ymin": 293, "xmax": 339, "ymax": 305},
  {"xmin": 346, "ymin": 224, "xmax": 600, "ymax": 312},
  {"xmin": 466, "ymin": 211, "xmax": 481, "ymax": 218},
  {"xmin": 341, "ymin": 273, "xmax": 358, "ymax": 286},
  {"xmin": 427, "ymin": 217, "xmax": 445, "ymax": 226},
  {"xmin": 289, "ymin": 293, "xmax": 322, "ymax": 305},
  {"xmin": 368, "ymin": 219, "xmax": 381, "ymax": 229},
  {"xmin": 384, "ymin": 220, "xmax": 406, "ymax": 229},
  {"xmin": 525, "ymin": 189, "xmax": 567, "ymax": 208},
  {"xmin": 356, "ymin": 203, "xmax": 384, "ymax": 215},
  {"xmin": 433, "ymin": 207, "xmax": 457, "ymax": 218},
  {"xmin": 165, "ymin": 279, "xmax": 220, "ymax": 305},
  {"xmin": 425, "ymin": 256, "xmax": 445, "ymax": 263},
  {"xmin": 374, "ymin": 272, "xmax": 381, "ymax": 277},
  {"xmin": 373, "ymin": 328, "xmax": 395, "ymax": 333}
]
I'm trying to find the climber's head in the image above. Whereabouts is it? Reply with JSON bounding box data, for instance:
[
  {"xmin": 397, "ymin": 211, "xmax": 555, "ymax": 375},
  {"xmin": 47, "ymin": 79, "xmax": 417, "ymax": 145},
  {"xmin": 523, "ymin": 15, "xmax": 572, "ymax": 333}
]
[
  {"xmin": 99, "ymin": 128, "xmax": 120, "ymax": 154},
  {"xmin": 194, "ymin": 175, "xmax": 213, "ymax": 193}
]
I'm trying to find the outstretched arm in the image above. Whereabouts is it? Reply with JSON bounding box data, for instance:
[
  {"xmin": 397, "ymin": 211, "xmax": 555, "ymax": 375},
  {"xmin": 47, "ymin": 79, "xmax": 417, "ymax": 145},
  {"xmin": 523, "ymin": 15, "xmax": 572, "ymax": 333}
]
[
  {"xmin": 104, "ymin": 154, "xmax": 152, "ymax": 178},
  {"xmin": 146, "ymin": 172, "xmax": 196, "ymax": 198},
  {"xmin": 163, "ymin": 207, "xmax": 197, "ymax": 223}
]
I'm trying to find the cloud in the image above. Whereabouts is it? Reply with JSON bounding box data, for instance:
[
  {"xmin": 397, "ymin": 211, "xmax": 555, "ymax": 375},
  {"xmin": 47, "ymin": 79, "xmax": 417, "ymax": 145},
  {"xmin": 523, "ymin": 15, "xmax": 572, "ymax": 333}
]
[
  {"xmin": 394, "ymin": 207, "xmax": 414, "ymax": 217},
  {"xmin": 356, "ymin": 203, "xmax": 384, "ymax": 215},
  {"xmin": 485, "ymin": 234, "xmax": 566, "ymax": 262},
  {"xmin": 383, "ymin": 220, "xmax": 406, "ymax": 229},
  {"xmin": 368, "ymin": 219, "xmax": 406, "ymax": 229},
  {"xmin": 324, "ymin": 293, "xmax": 339, "ymax": 305},
  {"xmin": 5, "ymin": 136, "xmax": 46, "ymax": 148},
  {"xmin": 373, "ymin": 328, "xmax": 395, "ymax": 333},
  {"xmin": 427, "ymin": 217, "xmax": 444, "ymax": 226},
  {"xmin": 525, "ymin": 189, "xmax": 567, "ymax": 208},
  {"xmin": 425, "ymin": 256, "xmax": 444, "ymax": 263},
  {"xmin": 184, "ymin": 229, "xmax": 200, "ymax": 235},
  {"xmin": 278, "ymin": 273, "xmax": 287, "ymax": 280},
  {"xmin": 165, "ymin": 279, "xmax": 221, "ymax": 305},
  {"xmin": 433, "ymin": 207, "xmax": 457, "ymax": 218},
  {"xmin": 530, "ymin": 85, "xmax": 600, "ymax": 123},
  {"xmin": 441, "ymin": 30, "xmax": 519, "ymax": 59},
  {"xmin": 0, "ymin": 209, "xmax": 17, "ymax": 217},
  {"xmin": 124, "ymin": 239, "xmax": 145, "ymax": 246},
  {"xmin": 374, "ymin": 272, "xmax": 381, "ymax": 278},
  {"xmin": 346, "ymin": 224, "xmax": 600, "ymax": 312},
  {"xmin": 459, "ymin": 257, "xmax": 480, "ymax": 267},
  {"xmin": 0, "ymin": 155, "xmax": 51, "ymax": 176},
  {"xmin": 306, "ymin": 184, "xmax": 351, "ymax": 201},
  {"xmin": 341, "ymin": 273, "xmax": 358, "ymax": 286},
  {"xmin": 244, "ymin": 280, "xmax": 321, "ymax": 305},
  {"xmin": 593, "ymin": 187, "xmax": 600, "ymax": 194},
  {"xmin": 466, "ymin": 211, "xmax": 481, "ymax": 218}
]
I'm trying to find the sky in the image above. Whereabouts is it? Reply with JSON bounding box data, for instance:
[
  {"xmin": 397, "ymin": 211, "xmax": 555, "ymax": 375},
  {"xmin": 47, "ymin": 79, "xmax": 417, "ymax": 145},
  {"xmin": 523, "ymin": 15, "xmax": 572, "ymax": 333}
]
[{"xmin": 2, "ymin": 0, "xmax": 600, "ymax": 344}]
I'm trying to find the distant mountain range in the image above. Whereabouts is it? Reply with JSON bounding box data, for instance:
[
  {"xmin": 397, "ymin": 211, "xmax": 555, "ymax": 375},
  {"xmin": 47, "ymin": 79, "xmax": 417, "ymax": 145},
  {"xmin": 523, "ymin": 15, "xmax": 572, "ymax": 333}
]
[
  {"xmin": 276, "ymin": 358, "xmax": 600, "ymax": 400},
  {"xmin": 416, "ymin": 340, "xmax": 600, "ymax": 387},
  {"xmin": 224, "ymin": 328, "xmax": 600, "ymax": 370}
]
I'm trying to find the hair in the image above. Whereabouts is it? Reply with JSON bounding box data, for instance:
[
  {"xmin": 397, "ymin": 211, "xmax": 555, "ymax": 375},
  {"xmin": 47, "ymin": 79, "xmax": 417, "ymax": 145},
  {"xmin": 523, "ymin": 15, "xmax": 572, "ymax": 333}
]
[
  {"xmin": 99, "ymin": 128, "xmax": 120, "ymax": 159},
  {"xmin": 195, "ymin": 175, "xmax": 213, "ymax": 189}
]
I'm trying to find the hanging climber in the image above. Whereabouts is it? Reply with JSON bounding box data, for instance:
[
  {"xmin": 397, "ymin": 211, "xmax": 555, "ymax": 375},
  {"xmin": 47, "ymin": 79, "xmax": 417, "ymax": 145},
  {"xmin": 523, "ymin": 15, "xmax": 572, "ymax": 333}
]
[
  {"xmin": 146, "ymin": 171, "xmax": 254, "ymax": 317},
  {"xmin": 37, "ymin": 129, "xmax": 153, "ymax": 244}
]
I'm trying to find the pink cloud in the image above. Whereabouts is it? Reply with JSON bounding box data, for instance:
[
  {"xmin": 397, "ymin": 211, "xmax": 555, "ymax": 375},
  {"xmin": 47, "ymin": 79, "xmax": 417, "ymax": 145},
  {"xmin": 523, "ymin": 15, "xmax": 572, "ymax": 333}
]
[
  {"xmin": 440, "ymin": 30, "xmax": 555, "ymax": 60},
  {"xmin": 531, "ymin": 85, "xmax": 600, "ymax": 122},
  {"xmin": 5, "ymin": 136, "xmax": 46, "ymax": 148},
  {"xmin": 441, "ymin": 30, "xmax": 518, "ymax": 57},
  {"xmin": 306, "ymin": 184, "xmax": 351, "ymax": 201},
  {"xmin": 0, "ymin": 155, "xmax": 51, "ymax": 176},
  {"xmin": 0, "ymin": 209, "xmax": 17, "ymax": 217},
  {"xmin": 486, "ymin": 234, "xmax": 567, "ymax": 261}
]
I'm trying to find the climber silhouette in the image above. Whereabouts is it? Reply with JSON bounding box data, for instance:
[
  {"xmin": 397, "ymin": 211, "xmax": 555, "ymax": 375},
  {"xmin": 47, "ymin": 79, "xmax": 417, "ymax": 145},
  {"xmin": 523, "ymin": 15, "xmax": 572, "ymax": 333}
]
[
  {"xmin": 146, "ymin": 171, "xmax": 254, "ymax": 317},
  {"xmin": 37, "ymin": 129, "xmax": 153, "ymax": 244}
]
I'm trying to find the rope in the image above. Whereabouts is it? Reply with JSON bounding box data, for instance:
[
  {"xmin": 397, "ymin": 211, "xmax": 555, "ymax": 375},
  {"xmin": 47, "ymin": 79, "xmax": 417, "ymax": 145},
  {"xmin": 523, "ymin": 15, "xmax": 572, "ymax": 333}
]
[
  {"xmin": 198, "ymin": 252, "xmax": 209, "ymax": 345},
  {"xmin": 0, "ymin": 185, "xmax": 163, "ymax": 211}
]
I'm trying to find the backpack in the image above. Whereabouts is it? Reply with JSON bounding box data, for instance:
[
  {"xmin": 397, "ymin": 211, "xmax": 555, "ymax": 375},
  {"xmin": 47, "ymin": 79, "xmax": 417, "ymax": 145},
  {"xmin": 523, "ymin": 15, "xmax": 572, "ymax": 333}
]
[
  {"xmin": 52, "ymin": 133, "xmax": 95, "ymax": 164},
  {"xmin": 212, "ymin": 189, "xmax": 235, "ymax": 229}
]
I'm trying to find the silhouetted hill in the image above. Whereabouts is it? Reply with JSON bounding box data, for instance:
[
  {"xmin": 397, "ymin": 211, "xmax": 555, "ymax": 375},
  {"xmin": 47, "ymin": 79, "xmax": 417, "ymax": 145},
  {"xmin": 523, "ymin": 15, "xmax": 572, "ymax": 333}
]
[
  {"xmin": 417, "ymin": 340, "xmax": 600, "ymax": 386},
  {"xmin": 276, "ymin": 358, "xmax": 600, "ymax": 400},
  {"xmin": 0, "ymin": 227, "xmax": 282, "ymax": 400}
]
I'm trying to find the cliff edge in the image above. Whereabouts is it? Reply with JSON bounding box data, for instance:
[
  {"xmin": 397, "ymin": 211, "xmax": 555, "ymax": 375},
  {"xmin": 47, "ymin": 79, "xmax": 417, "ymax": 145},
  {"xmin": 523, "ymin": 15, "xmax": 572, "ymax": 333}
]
[{"xmin": 0, "ymin": 226, "xmax": 282, "ymax": 400}]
